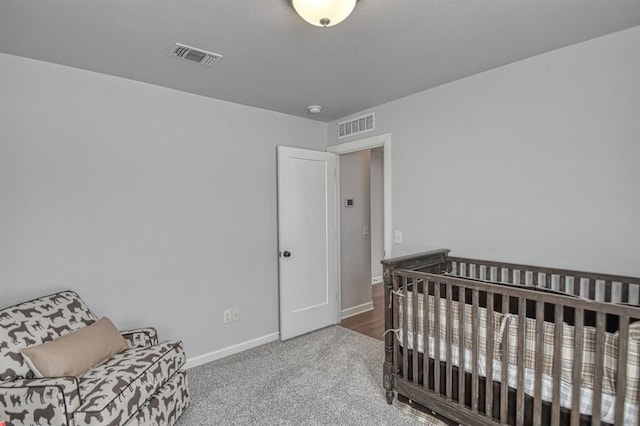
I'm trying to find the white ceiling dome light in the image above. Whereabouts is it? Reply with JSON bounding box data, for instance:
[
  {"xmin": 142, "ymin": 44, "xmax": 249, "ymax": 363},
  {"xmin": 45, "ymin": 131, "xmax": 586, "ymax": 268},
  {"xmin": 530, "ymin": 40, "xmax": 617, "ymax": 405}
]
[{"xmin": 291, "ymin": 0, "xmax": 358, "ymax": 27}]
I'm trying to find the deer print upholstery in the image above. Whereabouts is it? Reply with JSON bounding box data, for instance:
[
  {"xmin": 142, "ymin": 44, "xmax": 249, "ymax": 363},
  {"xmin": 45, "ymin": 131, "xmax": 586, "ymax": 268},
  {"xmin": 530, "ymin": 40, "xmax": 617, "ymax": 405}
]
[{"xmin": 0, "ymin": 291, "xmax": 190, "ymax": 425}]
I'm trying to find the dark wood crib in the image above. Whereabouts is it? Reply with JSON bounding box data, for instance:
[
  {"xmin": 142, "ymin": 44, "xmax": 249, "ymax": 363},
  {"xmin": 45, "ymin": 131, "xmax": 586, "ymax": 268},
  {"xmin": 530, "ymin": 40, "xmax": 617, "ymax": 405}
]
[{"xmin": 382, "ymin": 249, "xmax": 640, "ymax": 426}]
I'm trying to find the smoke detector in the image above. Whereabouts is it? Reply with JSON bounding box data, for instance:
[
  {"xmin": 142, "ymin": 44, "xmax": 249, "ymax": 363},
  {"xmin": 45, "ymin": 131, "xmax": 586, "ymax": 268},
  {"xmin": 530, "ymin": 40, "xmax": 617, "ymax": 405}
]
[
  {"xmin": 169, "ymin": 43, "xmax": 223, "ymax": 67},
  {"xmin": 308, "ymin": 105, "xmax": 322, "ymax": 114}
]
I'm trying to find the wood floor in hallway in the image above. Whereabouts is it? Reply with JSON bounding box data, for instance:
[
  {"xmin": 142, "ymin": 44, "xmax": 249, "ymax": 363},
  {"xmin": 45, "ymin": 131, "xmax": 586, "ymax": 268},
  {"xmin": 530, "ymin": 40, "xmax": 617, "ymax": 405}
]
[{"xmin": 340, "ymin": 283, "xmax": 385, "ymax": 341}]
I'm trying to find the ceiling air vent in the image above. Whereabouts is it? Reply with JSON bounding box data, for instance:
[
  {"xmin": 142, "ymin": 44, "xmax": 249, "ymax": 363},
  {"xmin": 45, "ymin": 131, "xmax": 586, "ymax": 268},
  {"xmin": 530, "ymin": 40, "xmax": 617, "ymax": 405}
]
[
  {"xmin": 338, "ymin": 112, "xmax": 375, "ymax": 139},
  {"xmin": 169, "ymin": 43, "xmax": 222, "ymax": 67}
]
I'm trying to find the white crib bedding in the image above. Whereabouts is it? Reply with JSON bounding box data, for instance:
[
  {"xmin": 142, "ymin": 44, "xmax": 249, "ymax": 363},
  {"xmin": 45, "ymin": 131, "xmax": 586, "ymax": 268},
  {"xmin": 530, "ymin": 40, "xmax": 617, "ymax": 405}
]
[{"xmin": 398, "ymin": 331, "xmax": 639, "ymax": 425}]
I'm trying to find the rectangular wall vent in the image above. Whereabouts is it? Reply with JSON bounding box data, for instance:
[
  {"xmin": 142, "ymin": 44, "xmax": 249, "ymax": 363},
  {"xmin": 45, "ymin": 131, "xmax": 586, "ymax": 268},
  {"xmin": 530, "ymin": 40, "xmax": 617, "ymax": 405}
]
[
  {"xmin": 338, "ymin": 113, "xmax": 375, "ymax": 139},
  {"xmin": 169, "ymin": 43, "xmax": 222, "ymax": 67}
]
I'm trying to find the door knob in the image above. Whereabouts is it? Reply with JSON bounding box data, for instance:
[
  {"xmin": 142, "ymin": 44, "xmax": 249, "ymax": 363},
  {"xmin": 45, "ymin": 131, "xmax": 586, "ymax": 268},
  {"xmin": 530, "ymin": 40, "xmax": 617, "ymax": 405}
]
[{"xmin": 283, "ymin": 251, "xmax": 291, "ymax": 258}]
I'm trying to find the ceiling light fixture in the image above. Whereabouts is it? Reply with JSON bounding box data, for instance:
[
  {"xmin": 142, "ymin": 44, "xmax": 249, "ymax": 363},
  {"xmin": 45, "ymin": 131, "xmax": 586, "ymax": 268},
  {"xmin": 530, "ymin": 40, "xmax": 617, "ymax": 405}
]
[{"xmin": 291, "ymin": 0, "xmax": 358, "ymax": 28}]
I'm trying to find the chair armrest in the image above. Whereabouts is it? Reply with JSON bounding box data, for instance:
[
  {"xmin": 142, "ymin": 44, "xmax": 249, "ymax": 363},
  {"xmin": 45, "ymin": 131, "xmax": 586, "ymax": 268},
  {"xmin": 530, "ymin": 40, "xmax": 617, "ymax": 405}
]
[
  {"xmin": 120, "ymin": 327, "xmax": 159, "ymax": 348},
  {"xmin": 0, "ymin": 377, "xmax": 80, "ymax": 425}
]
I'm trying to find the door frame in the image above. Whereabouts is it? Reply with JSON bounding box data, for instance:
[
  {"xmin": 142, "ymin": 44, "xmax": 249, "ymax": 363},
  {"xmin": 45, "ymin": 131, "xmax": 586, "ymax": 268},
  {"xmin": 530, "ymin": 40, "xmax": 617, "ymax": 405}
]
[{"xmin": 327, "ymin": 133, "xmax": 392, "ymax": 319}]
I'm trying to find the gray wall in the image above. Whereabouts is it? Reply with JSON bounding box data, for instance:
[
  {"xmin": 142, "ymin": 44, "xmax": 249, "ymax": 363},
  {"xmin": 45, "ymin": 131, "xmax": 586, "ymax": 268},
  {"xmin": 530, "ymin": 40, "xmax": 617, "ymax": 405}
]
[
  {"xmin": 0, "ymin": 52, "xmax": 327, "ymax": 360},
  {"xmin": 329, "ymin": 27, "xmax": 640, "ymax": 276},
  {"xmin": 339, "ymin": 150, "xmax": 372, "ymax": 312},
  {"xmin": 370, "ymin": 150, "xmax": 384, "ymax": 281}
]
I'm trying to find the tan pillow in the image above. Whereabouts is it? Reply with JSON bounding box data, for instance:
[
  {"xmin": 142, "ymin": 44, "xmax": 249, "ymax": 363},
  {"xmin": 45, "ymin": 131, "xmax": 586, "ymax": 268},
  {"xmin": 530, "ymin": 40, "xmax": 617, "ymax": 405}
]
[{"xmin": 21, "ymin": 316, "xmax": 128, "ymax": 377}]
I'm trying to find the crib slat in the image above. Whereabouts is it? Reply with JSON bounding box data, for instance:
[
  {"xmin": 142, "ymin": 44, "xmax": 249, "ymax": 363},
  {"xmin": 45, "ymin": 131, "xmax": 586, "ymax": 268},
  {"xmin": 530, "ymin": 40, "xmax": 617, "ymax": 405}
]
[
  {"xmin": 551, "ymin": 304, "xmax": 564, "ymax": 425},
  {"xmin": 393, "ymin": 273, "xmax": 400, "ymax": 383},
  {"xmin": 545, "ymin": 273, "xmax": 552, "ymax": 290},
  {"xmin": 458, "ymin": 286, "xmax": 466, "ymax": 405},
  {"xmin": 423, "ymin": 281, "xmax": 430, "ymax": 390},
  {"xmin": 621, "ymin": 282, "xmax": 630, "ymax": 304},
  {"xmin": 402, "ymin": 276, "xmax": 409, "ymax": 383},
  {"xmin": 412, "ymin": 278, "xmax": 419, "ymax": 384},
  {"xmin": 604, "ymin": 280, "xmax": 612, "ymax": 303},
  {"xmin": 471, "ymin": 289, "xmax": 479, "ymax": 412},
  {"xmin": 486, "ymin": 292, "xmax": 495, "ymax": 420},
  {"xmin": 434, "ymin": 281, "xmax": 441, "ymax": 395},
  {"xmin": 496, "ymin": 267, "xmax": 502, "ymax": 283},
  {"xmin": 446, "ymin": 283, "xmax": 453, "ymax": 399},
  {"xmin": 587, "ymin": 278, "xmax": 595, "ymax": 300},
  {"xmin": 573, "ymin": 277, "xmax": 582, "ymax": 297},
  {"xmin": 533, "ymin": 301, "xmax": 544, "ymax": 426},
  {"xmin": 570, "ymin": 308, "xmax": 584, "ymax": 426},
  {"xmin": 559, "ymin": 275, "xmax": 566, "ymax": 294},
  {"xmin": 591, "ymin": 311, "xmax": 605, "ymax": 424},
  {"xmin": 532, "ymin": 271, "xmax": 539, "ymax": 287},
  {"xmin": 500, "ymin": 295, "xmax": 509, "ymax": 423},
  {"xmin": 615, "ymin": 315, "xmax": 629, "ymax": 426},
  {"xmin": 538, "ymin": 272, "xmax": 544, "ymax": 288},
  {"xmin": 516, "ymin": 298, "xmax": 526, "ymax": 426}
]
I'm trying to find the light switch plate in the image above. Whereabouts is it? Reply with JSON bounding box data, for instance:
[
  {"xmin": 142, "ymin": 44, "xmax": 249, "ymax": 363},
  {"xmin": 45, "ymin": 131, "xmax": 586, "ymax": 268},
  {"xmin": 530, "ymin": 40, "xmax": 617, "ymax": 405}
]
[{"xmin": 394, "ymin": 230, "xmax": 403, "ymax": 244}]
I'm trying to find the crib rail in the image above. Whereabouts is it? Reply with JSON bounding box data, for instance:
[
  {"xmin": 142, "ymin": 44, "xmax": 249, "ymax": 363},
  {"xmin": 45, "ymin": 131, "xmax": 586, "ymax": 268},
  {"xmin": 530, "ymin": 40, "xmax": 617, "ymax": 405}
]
[
  {"xmin": 448, "ymin": 256, "xmax": 640, "ymax": 306},
  {"xmin": 383, "ymin": 250, "xmax": 640, "ymax": 426}
]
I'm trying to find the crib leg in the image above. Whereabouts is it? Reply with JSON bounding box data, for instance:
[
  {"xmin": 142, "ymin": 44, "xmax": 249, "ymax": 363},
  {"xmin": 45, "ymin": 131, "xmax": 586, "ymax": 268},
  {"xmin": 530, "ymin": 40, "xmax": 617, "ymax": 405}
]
[
  {"xmin": 383, "ymin": 371, "xmax": 394, "ymax": 404},
  {"xmin": 386, "ymin": 390, "xmax": 394, "ymax": 404},
  {"xmin": 383, "ymin": 266, "xmax": 395, "ymax": 405}
]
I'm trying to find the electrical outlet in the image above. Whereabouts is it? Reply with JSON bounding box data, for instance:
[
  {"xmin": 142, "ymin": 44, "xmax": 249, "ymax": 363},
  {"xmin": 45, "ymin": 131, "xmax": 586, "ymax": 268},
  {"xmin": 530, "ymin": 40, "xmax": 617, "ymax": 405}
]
[
  {"xmin": 394, "ymin": 230, "xmax": 403, "ymax": 244},
  {"xmin": 223, "ymin": 309, "xmax": 232, "ymax": 324},
  {"xmin": 232, "ymin": 307, "xmax": 240, "ymax": 321}
]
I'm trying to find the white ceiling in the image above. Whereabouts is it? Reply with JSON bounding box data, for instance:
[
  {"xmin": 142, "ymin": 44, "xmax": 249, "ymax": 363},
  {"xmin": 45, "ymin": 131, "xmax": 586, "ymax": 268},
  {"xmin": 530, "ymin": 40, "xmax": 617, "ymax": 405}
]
[{"xmin": 1, "ymin": 0, "xmax": 638, "ymax": 122}]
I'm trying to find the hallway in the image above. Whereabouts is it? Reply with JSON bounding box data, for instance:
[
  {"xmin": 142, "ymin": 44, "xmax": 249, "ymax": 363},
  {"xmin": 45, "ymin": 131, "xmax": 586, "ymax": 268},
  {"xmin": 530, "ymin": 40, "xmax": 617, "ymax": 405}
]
[{"xmin": 340, "ymin": 283, "xmax": 384, "ymax": 340}]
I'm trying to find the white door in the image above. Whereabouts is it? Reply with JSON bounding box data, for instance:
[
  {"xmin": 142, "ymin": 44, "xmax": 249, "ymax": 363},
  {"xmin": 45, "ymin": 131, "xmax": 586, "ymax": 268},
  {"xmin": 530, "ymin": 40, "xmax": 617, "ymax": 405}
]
[{"xmin": 277, "ymin": 146, "xmax": 338, "ymax": 340}]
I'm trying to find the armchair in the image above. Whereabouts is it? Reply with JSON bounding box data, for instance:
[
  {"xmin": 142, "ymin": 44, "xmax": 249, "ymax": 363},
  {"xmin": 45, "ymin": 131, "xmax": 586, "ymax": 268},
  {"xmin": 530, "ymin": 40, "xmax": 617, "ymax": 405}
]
[{"xmin": 0, "ymin": 291, "xmax": 189, "ymax": 425}]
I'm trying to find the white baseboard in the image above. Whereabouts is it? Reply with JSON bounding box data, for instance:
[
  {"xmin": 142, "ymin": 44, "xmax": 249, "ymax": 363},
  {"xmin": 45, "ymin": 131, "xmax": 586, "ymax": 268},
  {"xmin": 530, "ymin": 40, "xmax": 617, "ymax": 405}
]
[
  {"xmin": 371, "ymin": 276, "xmax": 383, "ymax": 285},
  {"xmin": 185, "ymin": 331, "xmax": 280, "ymax": 369},
  {"xmin": 341, "ymin": 301, "xmax": 374, "ymax": 320}
]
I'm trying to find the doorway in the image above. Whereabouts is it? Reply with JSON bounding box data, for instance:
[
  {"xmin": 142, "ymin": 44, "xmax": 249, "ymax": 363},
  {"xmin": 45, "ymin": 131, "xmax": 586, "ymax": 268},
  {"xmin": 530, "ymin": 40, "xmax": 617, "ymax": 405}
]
[{"xmin": 327, "ymin": 133, "xmax": 392, "ymax": 340}]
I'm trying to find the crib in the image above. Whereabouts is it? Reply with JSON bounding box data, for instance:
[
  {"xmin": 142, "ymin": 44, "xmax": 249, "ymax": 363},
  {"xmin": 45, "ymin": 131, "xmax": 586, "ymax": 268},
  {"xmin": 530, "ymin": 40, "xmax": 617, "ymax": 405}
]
[{"xmin": 382, "ymin": 249, "xmax": 640, "ymax": 426}]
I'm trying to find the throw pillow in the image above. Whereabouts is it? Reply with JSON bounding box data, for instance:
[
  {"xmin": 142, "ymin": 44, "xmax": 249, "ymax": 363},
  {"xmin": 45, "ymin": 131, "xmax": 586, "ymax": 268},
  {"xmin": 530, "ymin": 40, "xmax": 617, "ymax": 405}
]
[{"xmin": 21, "ymin": 316, "xmax": 128, "ymax": 377}]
